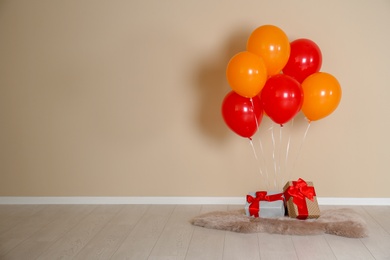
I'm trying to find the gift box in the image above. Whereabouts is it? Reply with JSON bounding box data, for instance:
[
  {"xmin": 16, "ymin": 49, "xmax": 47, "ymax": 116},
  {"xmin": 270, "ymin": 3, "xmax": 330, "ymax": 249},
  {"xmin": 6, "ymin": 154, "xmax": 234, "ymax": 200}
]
[
  {"xmin": 245, "ymin": 191, "xmax": 285, "ymax": 218},
  {"xmin": 283, "ymin": 178, "xmax": 320, "ymax": 220}
]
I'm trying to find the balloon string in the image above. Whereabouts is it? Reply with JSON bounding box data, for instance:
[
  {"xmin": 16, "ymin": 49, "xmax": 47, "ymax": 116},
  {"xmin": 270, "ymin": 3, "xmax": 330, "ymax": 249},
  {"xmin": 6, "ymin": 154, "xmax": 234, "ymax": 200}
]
[
  {"xmin": 283, "ymin": 118, "xmax": 293, "ymax": 186},
  {"xmin": 249, "ymin": 98, "xmax": 268, "ymax": 189},
  {"xmin": 277, "ymin": 125, "xmax": 283, "ymax": 190},
  {"xmin": 270, "ymin": 123, "xmax": 277, "ymax": 190},
  {"xmin": 289, "ymin": 121, "xmax": 311, "ymax": 181},
  {"xmin": 249, "ymin": 98, "xmax": 259, "ymax": 130},
  {"xmin": 249, "ymin": 138, "xmax": 258, "ymax": 160},
  {"xmin": 258, "ymin": 136, "xmax": 270, "ymax": 190},
  {"xmin": 249, "ymin": 139, "xmax": 267, "ymax": 189}
]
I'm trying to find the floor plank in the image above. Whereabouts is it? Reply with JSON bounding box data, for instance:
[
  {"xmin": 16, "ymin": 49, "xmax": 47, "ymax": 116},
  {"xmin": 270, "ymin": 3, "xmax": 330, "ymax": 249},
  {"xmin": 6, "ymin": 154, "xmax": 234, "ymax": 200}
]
[
  {"xmin": 73, "ymin": 204, "xmax": 149, "ymax": 260},
  {"xmin": 292, "ymin": 235, "xmax": 336, "ymax": 260},
  {"xmin": 0, "ymin": 204, "xmax": 389, "ymax": 259},
  {"xmin": 0, "ymin": 205, "xmax": 46, "ymax": 234},
  {"xmin": 35, "ymin": 205, "xmax": 122, "ymax": 259},
  {"xmin": 324, "ymin": 234, "xmax": 375, "ymax": 260},
  {"xmin": 147, "ymin": 205, "xmax": 201, "ymax": 260},
  {"xmin": 109, "ymin": 204, "xmax": 175, "ymax": 260},
  {"xmin": 258, "ymin": 233, "xmax": 298, "ymax": 260},
  {"xmin": 2, "ymin": 205, "xmax": 96, "ymax": 260},
  {"xmin": 320, "ymin": 205, "xmax": 390, "ymax": 259},
  {"xmin": 0, "ymin": 205, "xmax": 74, "ymax": 257},
  {"xmin": 351, "ymin": 206, "xmax": 389, "ymax": 236},
  {"xmin": 360, "ymin": 206, "xmax": 390, "ymax": 260},
  {"xmin": 363, "ymin": 206, "xmax": 390, "ymax": 234},
  {"xmin": 184, "ymin": 205, "xmax": 227, "ymax": 260},
  {"xmin": 223, "ymin": 204, "xmax": 261, "ymax": 260},
  {"xmin": 360, "ymin": 234, "xmax": 390, "ymax": 260},
  {"xmin": 223, "ymin": 232, "xmax": 260, "ymax": 260}
]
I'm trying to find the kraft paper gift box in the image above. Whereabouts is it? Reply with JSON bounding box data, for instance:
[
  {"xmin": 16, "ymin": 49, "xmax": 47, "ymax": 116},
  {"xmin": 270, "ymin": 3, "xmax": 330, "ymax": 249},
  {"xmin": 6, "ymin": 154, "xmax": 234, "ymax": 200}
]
[
  {"xmin": 283, "ymin": 178, "xmax": 320, "ymax": 219},
  {"xmin": 245, "ymin": 191, "xmax": 285, "ymax": 218}
]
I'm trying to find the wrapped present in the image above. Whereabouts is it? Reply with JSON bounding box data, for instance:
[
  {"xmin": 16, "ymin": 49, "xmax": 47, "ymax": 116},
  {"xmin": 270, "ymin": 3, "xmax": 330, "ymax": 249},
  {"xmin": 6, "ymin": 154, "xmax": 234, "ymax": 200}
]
[
  {"xmin": 245, "ymin": 191, "xmax": 285, "ymax": 218},
  {"xmin": 283, "ymin": 178, "xmax": 320, "ymax": 220}
]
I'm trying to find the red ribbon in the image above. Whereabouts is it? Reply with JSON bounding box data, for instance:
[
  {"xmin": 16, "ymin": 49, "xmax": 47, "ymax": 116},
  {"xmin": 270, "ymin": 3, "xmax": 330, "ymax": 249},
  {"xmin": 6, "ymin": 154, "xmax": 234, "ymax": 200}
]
[
  {"xmin": 283, "ymin": 178, "xmax": 316, "ymax": 220},
  {"xmin": 246, "ymin": 191, "xmax": 284, "ymax": 217}
]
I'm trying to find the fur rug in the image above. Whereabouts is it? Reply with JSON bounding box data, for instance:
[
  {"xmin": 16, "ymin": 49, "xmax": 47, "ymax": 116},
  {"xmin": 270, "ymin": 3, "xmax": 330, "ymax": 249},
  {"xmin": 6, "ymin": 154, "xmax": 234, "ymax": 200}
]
[{"xmin": 190, "ymin": 208, "xmax": 368, "ymax": 238}]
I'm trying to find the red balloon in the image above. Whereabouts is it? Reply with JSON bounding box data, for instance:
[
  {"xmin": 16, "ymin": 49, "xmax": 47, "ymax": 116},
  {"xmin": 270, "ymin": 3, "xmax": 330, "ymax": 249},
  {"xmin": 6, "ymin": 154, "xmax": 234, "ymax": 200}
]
[
  {"xmin": 222, "ymin": 91, "xmax": 263, "ymax": 138},
  {"xmin": 283, "ymin": 39, "xmax": 322, "ymax": 83},
  {"xmin": 260, "ymin": 74, "xmax": 303, "ymax": 125}
]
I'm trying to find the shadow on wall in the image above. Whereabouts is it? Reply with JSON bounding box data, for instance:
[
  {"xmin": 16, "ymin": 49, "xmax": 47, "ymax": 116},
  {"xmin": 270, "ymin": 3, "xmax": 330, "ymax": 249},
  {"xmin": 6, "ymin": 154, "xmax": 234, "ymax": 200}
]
[{"xmin": 194, "ymin": 29, "xmax": 252, "ymax": 143}]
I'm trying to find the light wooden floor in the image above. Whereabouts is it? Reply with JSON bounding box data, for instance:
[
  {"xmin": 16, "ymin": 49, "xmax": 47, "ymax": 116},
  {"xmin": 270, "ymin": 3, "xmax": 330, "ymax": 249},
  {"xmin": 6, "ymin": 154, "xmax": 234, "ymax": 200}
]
[{"xmin": 0, "ymin": 204, "xmax": 389, "ymax": 260}]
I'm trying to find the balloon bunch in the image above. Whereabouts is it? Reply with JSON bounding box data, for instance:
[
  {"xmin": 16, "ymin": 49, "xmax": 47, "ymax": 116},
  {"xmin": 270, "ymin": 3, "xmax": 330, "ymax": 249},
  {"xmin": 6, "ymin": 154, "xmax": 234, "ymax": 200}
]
[{"xmin": 222, "ymin": 25, "xmax": 342, "ymax": 139}]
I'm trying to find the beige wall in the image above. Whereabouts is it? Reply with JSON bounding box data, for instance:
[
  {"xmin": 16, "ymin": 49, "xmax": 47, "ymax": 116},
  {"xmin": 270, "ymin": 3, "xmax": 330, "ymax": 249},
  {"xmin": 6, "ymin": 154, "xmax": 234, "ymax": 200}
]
[{"xmin": 1, "ymin": 0, "xmax": 389, "ymax": 197}]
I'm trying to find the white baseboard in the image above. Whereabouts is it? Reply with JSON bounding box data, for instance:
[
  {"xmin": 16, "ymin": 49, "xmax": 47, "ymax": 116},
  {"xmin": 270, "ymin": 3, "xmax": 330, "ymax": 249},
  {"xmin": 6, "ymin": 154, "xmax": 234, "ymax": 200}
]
[
  {"xmin": 0, "ymin": 196, "xmax": 390, "ymax": 205},
  {"xmin": 317, "ymin": 197, "xmax": 390, "ymax": 206}
]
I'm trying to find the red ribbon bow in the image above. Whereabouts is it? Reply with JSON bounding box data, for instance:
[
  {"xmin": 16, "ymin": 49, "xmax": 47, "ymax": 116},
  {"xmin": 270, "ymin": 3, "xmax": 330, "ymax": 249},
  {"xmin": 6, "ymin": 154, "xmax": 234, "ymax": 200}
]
[
  {"xmin": 246, "ymin": 191, "xmax": 284, "ymax": 217},
  {"xmin": 284, "ymin": 178, "xmax": 316, "ymax": 219}
]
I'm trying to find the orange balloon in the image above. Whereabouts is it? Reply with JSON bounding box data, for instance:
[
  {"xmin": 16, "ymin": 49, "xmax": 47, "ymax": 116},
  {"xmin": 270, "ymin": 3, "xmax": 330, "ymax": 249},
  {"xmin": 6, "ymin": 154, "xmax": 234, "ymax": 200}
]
[
  {"xmin": 247, "ymin": 25, "xmax": 290, "ymax": 76},
  {"xmin": 226, "ymin": 51, "xmax": 267, "ymax": 98},
  {"xmin": 301, "ymin": 72, "xmax": 342, "ymax": 121}
]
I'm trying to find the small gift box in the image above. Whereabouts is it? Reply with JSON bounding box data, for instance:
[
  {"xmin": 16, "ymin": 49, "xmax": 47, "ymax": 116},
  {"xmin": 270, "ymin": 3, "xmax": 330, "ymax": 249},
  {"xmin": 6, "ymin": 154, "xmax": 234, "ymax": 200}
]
[
  {"xmin": 283, "ymin": 178, "xmax": 320, "ymax": 220},
  {"xmin": 245, "ymin": 191, "xmax": 285, "ymax": 218}
]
